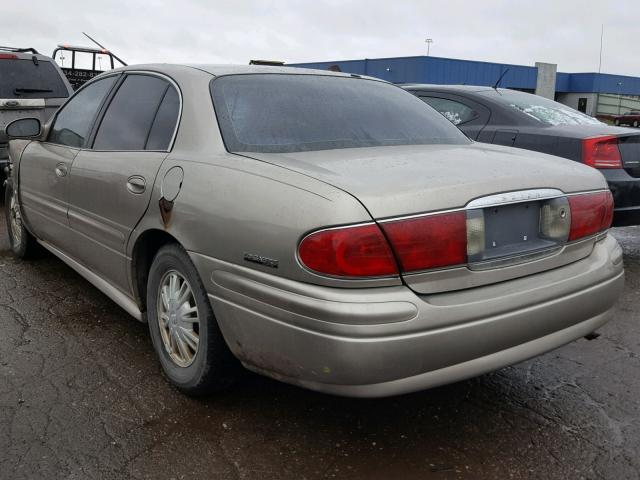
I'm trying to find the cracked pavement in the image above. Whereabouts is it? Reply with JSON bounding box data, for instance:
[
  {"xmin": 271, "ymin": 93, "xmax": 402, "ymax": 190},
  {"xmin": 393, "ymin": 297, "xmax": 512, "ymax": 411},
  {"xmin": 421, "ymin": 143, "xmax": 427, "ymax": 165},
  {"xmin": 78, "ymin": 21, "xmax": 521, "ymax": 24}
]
[{"xmin": 0, "ymin": 219, "xmax": 639, "ymax": 480}]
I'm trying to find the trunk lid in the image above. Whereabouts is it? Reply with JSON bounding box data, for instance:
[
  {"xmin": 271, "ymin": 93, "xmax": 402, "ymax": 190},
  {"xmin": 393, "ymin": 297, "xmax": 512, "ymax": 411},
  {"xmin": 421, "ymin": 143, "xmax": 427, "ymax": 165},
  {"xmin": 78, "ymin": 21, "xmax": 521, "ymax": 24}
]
[
  {"xmin": 617, "ymin": 134, "xmax": 640, "ymax": 177},
  {"xmin": 242, "ymin": 143, "xmax": 606, "ymax": 219},
  {"xmin": 551, "ymin": 124, "xmax": 640, "ymax": 177},
  {"xmin": 243, "ymin": 143, "xmax": 608, "ymax": 293}
]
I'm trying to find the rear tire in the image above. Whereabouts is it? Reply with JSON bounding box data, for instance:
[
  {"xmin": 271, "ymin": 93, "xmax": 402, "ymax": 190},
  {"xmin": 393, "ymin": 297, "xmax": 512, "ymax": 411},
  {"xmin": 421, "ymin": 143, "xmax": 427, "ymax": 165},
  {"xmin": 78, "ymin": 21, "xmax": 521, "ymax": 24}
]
[
  {"xmin": 615, "ymin": 119, "xmax": 621, "ymax": 126},
  {"xmin": 4, "ymin": 181, "xmax": 38, "ymax": 258},
  {"xmin": 146, "ymin": 243, "xmax": 237, "ymax": 395},
  {"xmin": 634, "ymin": 120, "xmax": 639, "ymax": 128}
]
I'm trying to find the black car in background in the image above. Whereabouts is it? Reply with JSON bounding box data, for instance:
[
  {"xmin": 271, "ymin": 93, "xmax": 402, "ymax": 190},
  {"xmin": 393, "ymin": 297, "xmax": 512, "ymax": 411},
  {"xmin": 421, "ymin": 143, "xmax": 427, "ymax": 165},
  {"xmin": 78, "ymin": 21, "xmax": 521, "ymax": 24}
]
[{"xmin": 403, "ymin": 85, "xmax": 640, "ymax": 226}]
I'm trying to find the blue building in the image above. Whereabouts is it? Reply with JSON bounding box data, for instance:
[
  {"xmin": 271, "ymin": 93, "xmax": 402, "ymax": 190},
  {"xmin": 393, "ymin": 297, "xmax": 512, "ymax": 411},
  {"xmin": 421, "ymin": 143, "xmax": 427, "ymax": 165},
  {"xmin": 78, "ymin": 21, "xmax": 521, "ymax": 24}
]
[{"xmin": 289, "ymin": 55, "xmax": 640, "ymax": 118}]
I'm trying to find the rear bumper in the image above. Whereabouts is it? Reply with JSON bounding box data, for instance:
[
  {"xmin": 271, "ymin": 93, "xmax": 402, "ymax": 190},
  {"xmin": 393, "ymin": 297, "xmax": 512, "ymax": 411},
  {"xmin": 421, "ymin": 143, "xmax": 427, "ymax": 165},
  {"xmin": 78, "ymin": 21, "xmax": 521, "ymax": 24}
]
[
  {"xmin": 602, "ymin": 168, "xmax": 640, "ymax": 226},
  {"xmin": 190, "ymin": 235, "xmax": 624, "ymax": 397}
]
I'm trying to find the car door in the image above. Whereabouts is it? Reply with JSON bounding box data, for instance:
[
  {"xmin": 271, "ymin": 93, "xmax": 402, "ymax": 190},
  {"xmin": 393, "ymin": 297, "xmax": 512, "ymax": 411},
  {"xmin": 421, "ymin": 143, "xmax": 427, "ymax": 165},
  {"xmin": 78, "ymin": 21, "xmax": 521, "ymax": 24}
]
[
  {"xmin": 66, "ymin": 72, "xmax": 181, "ymax": 290},
  {"xmin": 417, "ymin": 93, "xmax": 491, "ymax": 140},
  {"xmin": 18, "ymin": 75, "xmax": 118, "ymax": 247}
]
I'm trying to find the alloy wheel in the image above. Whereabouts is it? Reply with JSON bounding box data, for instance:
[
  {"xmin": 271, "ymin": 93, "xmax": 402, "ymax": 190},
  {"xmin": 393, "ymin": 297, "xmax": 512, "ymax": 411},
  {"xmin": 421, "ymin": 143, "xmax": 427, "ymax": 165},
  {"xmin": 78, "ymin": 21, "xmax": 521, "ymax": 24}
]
[
  {"xmin": 9, "ymin": 190, "xmax": 22, "ymax": 247},
  {"xmin": 157, "ymin": 270, "xmax": 200, "ymax": 367}
]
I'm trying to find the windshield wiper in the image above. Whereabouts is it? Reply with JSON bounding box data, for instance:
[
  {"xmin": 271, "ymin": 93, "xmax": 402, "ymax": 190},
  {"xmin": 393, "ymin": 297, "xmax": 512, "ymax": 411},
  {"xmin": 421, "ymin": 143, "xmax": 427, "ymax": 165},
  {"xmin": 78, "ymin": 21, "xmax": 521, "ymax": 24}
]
[{"xmin": 14, "ymin": 87, "xmax": 52, "ymax": 95}]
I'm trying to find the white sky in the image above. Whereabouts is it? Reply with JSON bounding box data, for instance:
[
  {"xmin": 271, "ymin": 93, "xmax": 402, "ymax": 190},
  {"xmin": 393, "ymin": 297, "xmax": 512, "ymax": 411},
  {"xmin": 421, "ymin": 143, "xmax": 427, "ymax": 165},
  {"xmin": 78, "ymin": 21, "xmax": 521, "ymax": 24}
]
[{"xmin": 5, "ymin": 0, "xmax": 640, "ymax": 76}]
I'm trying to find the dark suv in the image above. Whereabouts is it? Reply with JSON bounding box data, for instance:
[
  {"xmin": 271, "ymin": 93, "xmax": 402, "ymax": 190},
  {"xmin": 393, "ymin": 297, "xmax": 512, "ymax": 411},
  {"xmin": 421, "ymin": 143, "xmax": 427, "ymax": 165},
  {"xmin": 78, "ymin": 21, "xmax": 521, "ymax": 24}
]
[{"xmin": 0, "ymin": 47, "xmax": 73, "ymax": 177}]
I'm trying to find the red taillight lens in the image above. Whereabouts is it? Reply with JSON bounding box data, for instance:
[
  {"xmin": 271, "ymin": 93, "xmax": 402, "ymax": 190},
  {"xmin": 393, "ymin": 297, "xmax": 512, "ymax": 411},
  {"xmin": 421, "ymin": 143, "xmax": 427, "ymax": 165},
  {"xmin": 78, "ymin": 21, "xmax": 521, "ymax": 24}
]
[
  {"xmin": 0, "ymin": 53, "xmax": 18, "ymax": 59},
  {"xmin": 568, "ymin": 191, "xmax": 614, "ymax": 241},
  {"xmin": 582, "ymin": 136, "xmax": 622, "ymax": 169},
  {"xmin": 380, "ymin": 211, "xmax": 467, "ymax": 272},
  {"xmin": 298, "ymin": 223, "xmax": 398, "ymax": 277}
]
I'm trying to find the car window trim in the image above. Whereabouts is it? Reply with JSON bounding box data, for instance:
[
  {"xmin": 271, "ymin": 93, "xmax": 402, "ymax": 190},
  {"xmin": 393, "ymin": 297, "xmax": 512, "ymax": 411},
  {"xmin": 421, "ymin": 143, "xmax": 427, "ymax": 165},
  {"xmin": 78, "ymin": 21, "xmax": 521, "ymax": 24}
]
[
  {"xmin": 44, "ymin": 71, "xmax": 123, "ymax": 147},
  {"xmin": 88, "ymin": 71, "xmax": 183, "ymax": 153},
  {"xmin": 143, "ymin": 83, "xmax": 171, "ymax": 150}
]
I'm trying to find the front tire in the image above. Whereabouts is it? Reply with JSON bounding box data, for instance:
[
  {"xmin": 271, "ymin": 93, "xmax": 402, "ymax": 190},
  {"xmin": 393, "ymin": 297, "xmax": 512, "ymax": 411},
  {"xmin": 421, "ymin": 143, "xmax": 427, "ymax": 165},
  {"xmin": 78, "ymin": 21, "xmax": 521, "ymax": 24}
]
[
  {"xmin": 4, "ymin": 181, "xmax": 38, "ymax": 258},
  {"xmin": 146, "ymin": 244, "xmax": 237, "ymax": 395}
]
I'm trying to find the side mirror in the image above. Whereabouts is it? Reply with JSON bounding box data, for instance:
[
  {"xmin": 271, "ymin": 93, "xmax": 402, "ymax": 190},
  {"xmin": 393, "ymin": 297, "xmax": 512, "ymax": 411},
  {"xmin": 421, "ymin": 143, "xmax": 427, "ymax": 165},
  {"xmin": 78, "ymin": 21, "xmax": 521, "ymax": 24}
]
[{"xmin": 5, "ymin": 118, "xmax": 41, "ymax": 139}]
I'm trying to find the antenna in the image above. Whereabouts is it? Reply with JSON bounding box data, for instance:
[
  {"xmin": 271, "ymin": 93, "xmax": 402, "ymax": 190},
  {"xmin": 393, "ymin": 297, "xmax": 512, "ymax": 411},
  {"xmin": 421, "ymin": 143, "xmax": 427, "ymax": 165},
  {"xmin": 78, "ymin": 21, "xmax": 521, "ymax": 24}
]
[
  {"xmin": 82, "ymin": 32, "xmax": 128, "ymax": 66},
  {"xmin": 493, "ymin": 68, "xmax": 510, "ymax": 90},
  {"xmin": 83, "ymin": 32, "xmax": 107, "ymax": 50}
]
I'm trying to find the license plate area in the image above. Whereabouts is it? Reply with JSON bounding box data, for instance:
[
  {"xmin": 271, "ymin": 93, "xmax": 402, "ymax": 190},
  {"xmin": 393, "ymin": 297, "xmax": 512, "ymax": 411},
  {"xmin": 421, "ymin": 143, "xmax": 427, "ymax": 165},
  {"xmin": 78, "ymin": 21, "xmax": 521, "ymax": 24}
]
[{"xmin": 466, "ymin": 195, "xmax": 570, "ymax": 270}]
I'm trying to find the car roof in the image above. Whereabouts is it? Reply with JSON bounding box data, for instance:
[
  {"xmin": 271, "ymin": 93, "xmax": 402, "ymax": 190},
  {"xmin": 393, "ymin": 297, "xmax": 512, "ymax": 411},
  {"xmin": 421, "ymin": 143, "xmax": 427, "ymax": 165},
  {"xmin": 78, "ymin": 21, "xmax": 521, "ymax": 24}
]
[
  {"xmin": 105, "ymin": 63, "xmax": 383, "ymax": 81},
  {"xmin": 400, "ymin": 83, "xmax": 498, "ymax": 93},
  {"xmin": 0, "ymin": 50, "xmax": 58, "ymax": 62}
]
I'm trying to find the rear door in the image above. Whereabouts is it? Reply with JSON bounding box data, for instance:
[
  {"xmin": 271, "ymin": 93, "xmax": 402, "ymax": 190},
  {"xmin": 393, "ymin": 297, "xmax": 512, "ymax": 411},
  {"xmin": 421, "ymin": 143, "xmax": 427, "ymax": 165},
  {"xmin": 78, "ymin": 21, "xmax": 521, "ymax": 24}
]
[
  {"xmin": 66, "ymin": 73, "xmax": 180, "ymax": 289},
  {"xmin": 19, "ymin": 75, "xmax": 118, "ymax": 247},
  {"xmin": 416, "ymin": 92, "xmax": 491, "ymax": 140}
]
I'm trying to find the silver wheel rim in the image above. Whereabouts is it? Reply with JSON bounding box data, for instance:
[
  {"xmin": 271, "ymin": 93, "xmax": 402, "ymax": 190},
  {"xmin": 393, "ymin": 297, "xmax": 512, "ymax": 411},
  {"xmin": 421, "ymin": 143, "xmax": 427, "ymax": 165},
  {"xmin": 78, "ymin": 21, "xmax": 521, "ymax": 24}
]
[
  {"xmin": 9, "ymin": 191, "xmax": 22, "ymax": 247},
  {"xmin": 157, "ymin": 270, "xmax": 200, "ymax": 367}
]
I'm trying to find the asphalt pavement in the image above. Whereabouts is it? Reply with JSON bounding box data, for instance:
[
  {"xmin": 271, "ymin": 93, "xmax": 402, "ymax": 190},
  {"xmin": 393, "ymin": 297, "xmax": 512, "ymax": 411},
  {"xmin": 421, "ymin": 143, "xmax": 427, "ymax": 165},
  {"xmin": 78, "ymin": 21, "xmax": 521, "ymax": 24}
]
[{"xmin": 1, "ymin": 220, "xmax": 639, "ymax": 480}]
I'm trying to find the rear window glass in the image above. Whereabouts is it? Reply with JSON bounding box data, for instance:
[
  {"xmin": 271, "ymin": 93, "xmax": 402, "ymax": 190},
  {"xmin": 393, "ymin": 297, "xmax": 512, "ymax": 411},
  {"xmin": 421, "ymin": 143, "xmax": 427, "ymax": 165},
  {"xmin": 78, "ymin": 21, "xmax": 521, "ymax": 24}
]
[
  {"xmin": 479, "ymin": 89, "xmax": 602, "ymax": 126},
  {"xmin": 0, "ymin": 59, "xmax": 69, "ymax": 99},
  {"xmin": 210, "ymin": 74, "xmax": 469, "ymax": 154}
]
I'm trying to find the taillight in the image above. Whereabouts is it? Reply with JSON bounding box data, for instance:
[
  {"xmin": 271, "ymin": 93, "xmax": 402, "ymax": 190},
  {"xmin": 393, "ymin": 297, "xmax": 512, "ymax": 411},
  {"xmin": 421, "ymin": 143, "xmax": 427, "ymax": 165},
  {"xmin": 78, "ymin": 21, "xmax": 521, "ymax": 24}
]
[
  {"xmin": 582, "ymin": 136, "xmax": 622, "ymax": 169},
  {"xmin": 299, "ymin": 191, "xmax": 613, "ymax": 279},
  {"xmin": 568, "ymin": 191, "xmax": 614, "ymax": 241},
  {"xmin": 380, "ymin": 211, "xmax": 467, "ymax": 272},
  {"xmin": 0, "ymin": 53, "xmax": 18, "ymax": 60},
  {"xmin": 298, "ymin": 223, "xmax": 399, "ymax": 277}
]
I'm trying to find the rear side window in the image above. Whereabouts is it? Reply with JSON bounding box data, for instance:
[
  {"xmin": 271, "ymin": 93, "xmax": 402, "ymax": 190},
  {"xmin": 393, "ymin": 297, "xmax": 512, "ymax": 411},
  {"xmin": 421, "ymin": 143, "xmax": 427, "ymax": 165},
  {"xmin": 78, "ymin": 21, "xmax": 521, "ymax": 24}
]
[
  {"xmin": 211, "ymin": 74, "xmax": 468, "ymax": 154},
  {"xmin": 145, "ymin": 86, "xmax": 180, "ymax": 150},
  {"xmin": 420, "ymin": 96, "xmax": 478, "ymax": 125},
  {"xmin": 49, "ymin": 75, "xmax": 118, "ymax": 148},
  {"xmin": 94, "ymin": 74, "xmax": 177, "ymax": 151},
  {"xmin": 0, "ymin": 59, "xmax": 69, "ymax": 99}
]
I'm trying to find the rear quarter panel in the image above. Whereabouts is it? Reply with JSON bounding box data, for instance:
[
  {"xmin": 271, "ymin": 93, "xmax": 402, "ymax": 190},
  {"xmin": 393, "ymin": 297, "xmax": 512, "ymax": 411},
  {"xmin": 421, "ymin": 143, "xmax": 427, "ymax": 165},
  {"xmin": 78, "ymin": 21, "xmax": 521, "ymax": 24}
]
[{"xmin": 129, "ymin": 152, "xmax": 402, "ymax": 292}]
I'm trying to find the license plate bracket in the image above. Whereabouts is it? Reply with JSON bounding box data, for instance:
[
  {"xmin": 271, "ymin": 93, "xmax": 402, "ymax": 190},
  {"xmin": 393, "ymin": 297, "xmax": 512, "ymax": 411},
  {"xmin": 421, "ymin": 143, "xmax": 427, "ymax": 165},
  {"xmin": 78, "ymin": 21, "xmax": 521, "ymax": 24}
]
[{"xmin": 468, "ymin": 201, "xmax": 558, "ymax": 265}]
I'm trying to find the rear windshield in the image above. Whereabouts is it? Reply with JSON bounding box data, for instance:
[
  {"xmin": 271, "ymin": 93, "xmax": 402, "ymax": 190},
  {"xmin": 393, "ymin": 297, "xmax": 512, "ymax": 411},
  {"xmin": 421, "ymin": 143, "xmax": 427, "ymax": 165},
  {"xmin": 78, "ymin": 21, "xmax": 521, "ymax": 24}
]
[
  {"xmin": 210, "ymin": 74, "xmax": 469, "ymax": 153},
  {"xmin": 0, "ymin": 59, "xmax": 69, "ymax": 99},
  {"xmin": 479, "ymin": 89, "xmax": 602, "ymax": 126}
]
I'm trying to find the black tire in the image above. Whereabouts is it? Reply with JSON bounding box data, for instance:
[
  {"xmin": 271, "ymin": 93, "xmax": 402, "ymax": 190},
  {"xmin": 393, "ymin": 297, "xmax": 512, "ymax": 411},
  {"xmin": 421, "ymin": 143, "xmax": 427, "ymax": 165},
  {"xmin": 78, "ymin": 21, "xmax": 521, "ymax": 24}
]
[
  {"xmin": 146, "ymin": 243, "xmax": 237, "ymax": 395},
  {"xmin": 634, "ymin": 120, "xmax": 639, "ymax": 128},
  {"xmin": 615, "ymin": 119, "xmax": 621, "ymax": 126},
  {"xmin": 4, "ymin": 181, "xmax": 38, "ymax": 258}
]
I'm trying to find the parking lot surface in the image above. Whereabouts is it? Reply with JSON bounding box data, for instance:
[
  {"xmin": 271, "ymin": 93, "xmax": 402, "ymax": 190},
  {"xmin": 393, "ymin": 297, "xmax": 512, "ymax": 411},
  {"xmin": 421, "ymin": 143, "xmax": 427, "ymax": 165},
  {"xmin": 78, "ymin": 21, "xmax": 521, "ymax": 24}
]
[{"xmin": 0, "ymin": 219, "xmax": 639, "ymax": 480}]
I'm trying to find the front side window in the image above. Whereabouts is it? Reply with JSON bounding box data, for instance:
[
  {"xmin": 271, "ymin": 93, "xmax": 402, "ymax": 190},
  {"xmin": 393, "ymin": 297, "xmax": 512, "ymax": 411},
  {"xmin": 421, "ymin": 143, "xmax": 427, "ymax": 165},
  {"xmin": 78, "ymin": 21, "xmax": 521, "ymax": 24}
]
[
  {"xmin": 211, "ymin": 74, "xmax": 469, "ymax": 154},
  {"xmin": 480, "ymin": 89, "xmax": 602, "ymax": 126},
  {"xmin": 93, "ymin": 74, "xmax": 176, "ymax": 151},
  {"xmin": 48, "ymin": 75, "xmax": 117, "ymax": 148},
  {"xmin": 419, "ymin": 96, "xmax": 478, "ymax": 125}
]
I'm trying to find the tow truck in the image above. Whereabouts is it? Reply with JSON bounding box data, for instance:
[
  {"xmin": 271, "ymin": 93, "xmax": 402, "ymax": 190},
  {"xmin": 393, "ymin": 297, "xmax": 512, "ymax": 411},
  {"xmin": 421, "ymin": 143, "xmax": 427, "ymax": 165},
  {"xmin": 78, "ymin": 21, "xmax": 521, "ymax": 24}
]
[{"xmin": 52, "ymin": 34, "xmax": 126, "ymax": 90}]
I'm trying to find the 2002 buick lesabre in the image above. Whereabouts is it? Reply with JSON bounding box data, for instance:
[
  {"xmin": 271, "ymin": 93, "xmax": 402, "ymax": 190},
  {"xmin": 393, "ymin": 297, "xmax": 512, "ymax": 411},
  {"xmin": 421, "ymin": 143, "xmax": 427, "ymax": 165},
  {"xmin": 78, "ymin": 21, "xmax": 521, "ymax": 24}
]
[{"xmin": 3, "ymin": 64, "xmax": 624, "ymax": 397}]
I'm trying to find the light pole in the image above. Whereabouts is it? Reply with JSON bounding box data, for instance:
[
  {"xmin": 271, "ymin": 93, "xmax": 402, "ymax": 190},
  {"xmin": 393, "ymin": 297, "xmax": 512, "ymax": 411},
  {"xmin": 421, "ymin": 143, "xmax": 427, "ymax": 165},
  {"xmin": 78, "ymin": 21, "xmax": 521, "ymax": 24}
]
[
  {"xmin": 425, "ymin": 38, "xmax": 433, "ymax": 56},
  {"xmin": 617, "ymin": 82, "xmax": 623, "ymax": 114},
  {"xmin": 598, "ymin": 24, "xmax": 604, "ymax": 74}
]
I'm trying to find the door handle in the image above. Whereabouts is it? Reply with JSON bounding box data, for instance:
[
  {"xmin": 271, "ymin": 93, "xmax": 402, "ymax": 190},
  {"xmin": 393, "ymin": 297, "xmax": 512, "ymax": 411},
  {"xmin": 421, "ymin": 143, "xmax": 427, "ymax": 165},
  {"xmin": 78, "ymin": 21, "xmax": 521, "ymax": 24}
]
[
  {"xmin": 126, "ymin": 176, "xmax": 146, "ymax": 194},
  {"xmin": 54, "ymin": 163, "xmax": 68, "ymax": 177}
]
